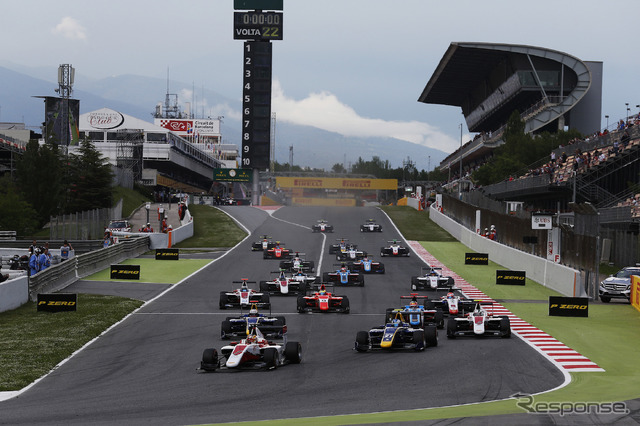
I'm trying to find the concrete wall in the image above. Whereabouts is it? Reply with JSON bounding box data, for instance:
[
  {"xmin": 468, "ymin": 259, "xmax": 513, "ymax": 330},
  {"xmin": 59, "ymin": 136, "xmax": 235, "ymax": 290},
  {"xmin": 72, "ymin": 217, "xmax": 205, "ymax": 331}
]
[
  {"xmin": 429, "ymin": 204, "xmax": 586, "ymax": 297},
  {"xmin": 0, "ymin": 276, "xmax": 29, "ymax": 313}
]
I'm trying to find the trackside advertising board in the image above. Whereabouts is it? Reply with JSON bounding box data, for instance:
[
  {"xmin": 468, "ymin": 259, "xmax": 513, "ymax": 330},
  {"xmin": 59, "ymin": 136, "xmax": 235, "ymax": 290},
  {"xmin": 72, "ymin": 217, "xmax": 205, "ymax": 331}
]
[
  {"xmin": 632, "ymin": 275, "xmax": 640, "ymax": 313},
  {"xmin": 156, "ymin": 249, "xmax": 179, "ymax": 260},
  {"xmin": 549, "ymin": 296, "xmax": 589, "ymax": 317},
  {"xmin": 465, "ymin": 252, "xmax": 488, "ymax": 265},
  {"xmin": 496, "ymin": 270, "xmax": 526, "ymax": 285},
  {"xmin": 110, "ymin": 264, "xmax": 140, "ymax": 280},
  {"xmin": 37, "ymin": 293, "xmax": 77, "ymax": 312},
  {"xmin": 275, "ymin": 177, "xmax": 397, "ymax": 190}
]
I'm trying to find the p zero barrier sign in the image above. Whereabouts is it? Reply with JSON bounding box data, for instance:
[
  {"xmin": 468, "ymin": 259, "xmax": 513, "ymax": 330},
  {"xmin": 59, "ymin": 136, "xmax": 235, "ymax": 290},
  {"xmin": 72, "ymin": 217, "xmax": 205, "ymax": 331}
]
[
  {"xmin": 496, "ymin": 270, "xmax": 526, "ymax": 285},
  {"xmin": 549, "ymin": 296, "xmax": 588, "ymax": 317},
  {"xmin": 110, "ymin": 264, "xmax": 140, "ymax": 280},
  {"xmin": 156, "ymin": 249, "xmax": 179, "ymax": 260},
  {"xmin": 37, "ymin": 293, "xmax": 77, "ymax": 312},
  {"xmin": 465, "ymin": 252, "xmax": 488, "ymax": 265}
]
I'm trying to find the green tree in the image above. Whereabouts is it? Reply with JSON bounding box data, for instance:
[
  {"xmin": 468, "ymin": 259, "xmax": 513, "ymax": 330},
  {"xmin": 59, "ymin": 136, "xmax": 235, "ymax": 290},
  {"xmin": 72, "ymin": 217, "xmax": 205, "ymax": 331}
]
[
  {"xmin": 331, "ymin": 163, "xmax": 346, "ymax": 174},
  {"xmin": 0, "ymin": 176, "xmax": 39, "ymax": 234},
  {"xmin": 66, "ymin": 139, "xmax": 114, "ymax": 212}
]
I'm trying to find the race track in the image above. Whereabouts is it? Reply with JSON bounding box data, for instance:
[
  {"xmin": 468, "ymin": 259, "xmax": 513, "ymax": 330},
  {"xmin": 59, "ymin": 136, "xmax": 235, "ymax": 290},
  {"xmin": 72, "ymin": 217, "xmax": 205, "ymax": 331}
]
[{"xmin": 0, "ymin": 206, "xmax": 565, "ymax": 425}]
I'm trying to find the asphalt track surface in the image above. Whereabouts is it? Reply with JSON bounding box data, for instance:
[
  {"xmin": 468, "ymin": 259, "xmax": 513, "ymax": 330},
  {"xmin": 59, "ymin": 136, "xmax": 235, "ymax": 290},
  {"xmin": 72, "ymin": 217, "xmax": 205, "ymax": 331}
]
[{"xmin": 0, "ymin": 206, "xmax": 565, "ymax": 425}]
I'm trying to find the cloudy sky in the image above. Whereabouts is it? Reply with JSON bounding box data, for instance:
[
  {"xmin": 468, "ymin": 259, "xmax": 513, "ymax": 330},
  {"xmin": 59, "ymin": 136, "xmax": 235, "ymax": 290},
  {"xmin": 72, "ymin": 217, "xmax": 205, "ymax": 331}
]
[{"xmin": 2, "ymin": 0, "xmax": 640, "ymax": 156}]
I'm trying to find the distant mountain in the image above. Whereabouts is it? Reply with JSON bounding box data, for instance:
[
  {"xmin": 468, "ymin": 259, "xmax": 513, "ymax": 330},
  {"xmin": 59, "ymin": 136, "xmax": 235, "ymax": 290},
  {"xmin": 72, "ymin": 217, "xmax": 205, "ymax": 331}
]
[{"xmin": 0, "ymin": 66, "xmax": 447, "ymax": 171}]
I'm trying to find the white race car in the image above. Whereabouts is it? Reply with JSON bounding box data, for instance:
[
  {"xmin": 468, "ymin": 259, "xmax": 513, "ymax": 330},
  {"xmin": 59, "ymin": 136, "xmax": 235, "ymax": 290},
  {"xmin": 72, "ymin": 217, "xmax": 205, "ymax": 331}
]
[
  {"xmin": 446, "ymin": 303, "xmax": 511, "ymax": 338},
  {"xmin": 411, "ymin": 267, "xmax": 454, "ymax": 290},
  {"xmin": 259, "ymin": 270, "xmax": 317, "ymax": 295},
  {"xmin": 219, "ymin": 279, "xmax": 270, "ymax": 310},
  {"xmin": 200, "ymin": 326, "xmax": 302, "ymax": 371}
]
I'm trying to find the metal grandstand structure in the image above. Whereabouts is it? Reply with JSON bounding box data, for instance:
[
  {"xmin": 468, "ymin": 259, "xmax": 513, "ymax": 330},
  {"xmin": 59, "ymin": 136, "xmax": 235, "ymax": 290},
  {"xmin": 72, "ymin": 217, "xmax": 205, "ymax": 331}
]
[{"xmin": 115, "ymin": 129, "xmax": 144, "ymax": 184}]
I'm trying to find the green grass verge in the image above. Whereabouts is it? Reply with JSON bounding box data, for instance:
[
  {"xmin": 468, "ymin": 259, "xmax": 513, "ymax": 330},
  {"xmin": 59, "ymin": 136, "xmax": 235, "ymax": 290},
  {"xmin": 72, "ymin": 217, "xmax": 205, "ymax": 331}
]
[
  {"xmin": 83, "ymin": 258, "xmax": 212, "ymax": 283},
  {"xmin": 380, "ymin": 206, "xmax": 457, "ymax": 242},
  {"xmin": 0, "ymin": 295, "xmax": 142, "ymax": 391},
  {"xmin": 173, "ymin": 204, "xmax": 248, "ymax": 248},
  {"xmin": 112, "ymin": 186, "xmax": 152, "ymax": 218}
]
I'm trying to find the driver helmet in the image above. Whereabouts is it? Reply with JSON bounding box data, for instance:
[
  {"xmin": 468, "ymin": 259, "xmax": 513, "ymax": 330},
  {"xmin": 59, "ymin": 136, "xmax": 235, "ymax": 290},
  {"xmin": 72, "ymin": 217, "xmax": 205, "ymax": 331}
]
[
  {"xmin": 249, "ymin": 308, "xmax": 258, "ymax": 316},
  {"xmin": 447, "ymin": 292, "xmax": 454, "ymax": 299},
  {"xmin": 392, "ymin": 318, "xmax": 401, "ymax": 326},
  {"xmin": 409, "ymin": 299, "xmax": 419, "ymax": 308},
  {"xmin": 490, "ymin": 224, "xmax": 495, "ymax": 230}
]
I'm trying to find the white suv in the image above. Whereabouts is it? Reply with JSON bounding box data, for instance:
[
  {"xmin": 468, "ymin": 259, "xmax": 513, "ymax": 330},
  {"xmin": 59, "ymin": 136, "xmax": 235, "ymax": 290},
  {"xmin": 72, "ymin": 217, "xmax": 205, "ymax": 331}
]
[{"xmin": 599, "ymin": 266, "xmax": 640, "ymax": 303}]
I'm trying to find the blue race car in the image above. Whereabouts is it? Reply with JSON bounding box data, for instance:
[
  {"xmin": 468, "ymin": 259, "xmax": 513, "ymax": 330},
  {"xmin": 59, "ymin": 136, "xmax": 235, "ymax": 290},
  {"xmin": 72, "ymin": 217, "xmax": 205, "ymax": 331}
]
[{"xmin": 322, "ymin": 263, "xmax": 365, "ymax": 286}]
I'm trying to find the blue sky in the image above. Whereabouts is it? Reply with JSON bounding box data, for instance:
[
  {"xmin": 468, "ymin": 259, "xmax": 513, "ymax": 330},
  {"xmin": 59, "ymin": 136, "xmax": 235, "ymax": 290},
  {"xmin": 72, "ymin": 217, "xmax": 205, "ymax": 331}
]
[{"xmin": 2, "ymin": 0, "xmax": 640, "ymax": 156}]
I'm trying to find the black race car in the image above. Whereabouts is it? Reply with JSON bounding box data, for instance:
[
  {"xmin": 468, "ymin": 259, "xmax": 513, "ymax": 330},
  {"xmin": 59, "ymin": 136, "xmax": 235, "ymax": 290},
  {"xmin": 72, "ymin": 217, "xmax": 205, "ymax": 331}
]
[
  {"xmin": 251, "ymin": 235, "xmax": 275, "ymax": 251},
  {"xmin": 329, "ymin": 238, "xmax": 350, "ymax": 255},
  {"xmin": 380, "ymin": 239, "xmax": 410, "ymax": 257},
  {"xmin": 354, "ymin": 311, "xmax": 437, "ymax": 352},
  {"xmin": 312, "ymin": 220, "xmax": 334, "ymax": 233},
  {"xmin": 220, "ymin": 305, "xmax": 286, "ymax": 339},
  {"xmin": 335, "ymin": 244, "xmax": 367, "ymax": 261},
  {"xmin": 360, "ymin": 219, "xmax": 383, "ymax": 232}
]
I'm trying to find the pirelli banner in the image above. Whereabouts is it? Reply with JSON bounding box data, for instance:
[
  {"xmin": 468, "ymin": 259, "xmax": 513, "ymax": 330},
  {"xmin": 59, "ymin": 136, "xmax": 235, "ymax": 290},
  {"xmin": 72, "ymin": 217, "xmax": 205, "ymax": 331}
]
[
  {"xmin": 465, "ymin": 252, "xmax": 488, "ymax": 265},
  {"xmin": 548, "ymin": 296, "xmax": 588, "ymax": 317},
  {"xmin": 110, "ymin": 264, "xmax": 141, "ymax": 280},
  {"xmin": 496, "ymin": 270, "xmax": 526, "ymax": 285},
  {"xmin": 275, "ymin": 177, "xmax": 397, "ymax": 190},
  {"xmin": 291, "ymin": 198, "xmax": 356, "ymax": 207},
  {"xmin": 631, "ymin": 275, "xmax": 640, "ymax": 313},
  {"xmin": 37, "ymin": 293, "xmax": 77, "ymax": 312}
]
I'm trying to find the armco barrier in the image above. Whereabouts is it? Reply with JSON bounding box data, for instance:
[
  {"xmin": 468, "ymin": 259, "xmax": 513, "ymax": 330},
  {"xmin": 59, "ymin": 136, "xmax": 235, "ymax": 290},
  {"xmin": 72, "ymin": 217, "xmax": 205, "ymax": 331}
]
[
  {"xmin": 429, "ymin": 204, "xmax": 585, "ymax": 297},
  {"xmin": 28, "ymin": 236, "xmax": 150, "ymax": 301}
]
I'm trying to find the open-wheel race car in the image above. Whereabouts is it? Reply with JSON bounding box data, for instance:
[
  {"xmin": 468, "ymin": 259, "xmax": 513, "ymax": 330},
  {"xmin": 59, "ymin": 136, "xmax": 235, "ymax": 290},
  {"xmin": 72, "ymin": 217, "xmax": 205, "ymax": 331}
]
[
  {"xmin": 200, "ymin": 325, "xmax": 302, "ymax": 372},
  {"xmin": 354, "ymin": 311, "xmax": 437, "ymax": 352},
  {"xmin": 411, "ymin": 266, "xmax": 454, "ymax": 290},
  {"xmin": 427, "ymin": 291, "xmax": 477, "ymax": 318},
  {"xmin": 312, "ymin": 219, "xmax": 334, "ymax": 233},
  {"xmin": 279, "ymin": 252, "xmax": 315, "ymax": 273},
  {"xmin": 349, "ymin": 255, "xmax": 385, "ymax": 274},
  {"xmin": 360, "ymin": 218, "xmax": 383, "ymax": 232},
  {"xmin": 446, "ymin": 302, "xmax": 511, "ymax": 338},
  {"xmin": 251, "ymin": 235, "xmax": 275, "ymax": 251},
  {"xmin": 328, "ymin": 238, "xmax": 350, "ymax": 255},
  {"xmin": 220, "ymin": 304, "xmax": 286, "ymax": 339},
  {"xmin": 259, "ymin": 269, "xmax": 315, "ymax": 295},
  {"xmin": 380, "ymin": 239, "xmax": 410, "ymax": 257},
  {"xmin": 322, "ymin": 263, "xmax": 365, "ymax": 286},
  {"xmin": 386, "ymin": 294, "xmax": 444, "ymax": 329},
  {"xmin": 219, "ymin": 279, "xmax": 270, "ymax": 310},
  {"xmin": 263, "ymin": 242, "xmax": 293, "ymax": 260},
  {"xmin": 297, "ymin": 283, "xmax": 350, "ymax": 313},
  {"xmin": 335, "ymin": 244, "xmax": 367, "ymax": 262}
]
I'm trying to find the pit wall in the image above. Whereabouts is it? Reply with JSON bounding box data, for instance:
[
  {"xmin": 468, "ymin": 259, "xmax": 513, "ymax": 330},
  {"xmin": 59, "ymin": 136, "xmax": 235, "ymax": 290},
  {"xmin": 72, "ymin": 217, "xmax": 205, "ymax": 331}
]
[{"xmin": 428, "ymin": 204, "xmax": 585, "ymax": 297}]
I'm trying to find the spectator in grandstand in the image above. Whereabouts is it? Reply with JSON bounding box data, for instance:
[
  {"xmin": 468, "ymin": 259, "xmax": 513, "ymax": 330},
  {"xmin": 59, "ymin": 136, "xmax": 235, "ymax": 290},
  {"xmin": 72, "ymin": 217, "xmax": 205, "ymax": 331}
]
[{"xmin": 618, "ymin": 120, "xmax": 626, "ymax": 131}]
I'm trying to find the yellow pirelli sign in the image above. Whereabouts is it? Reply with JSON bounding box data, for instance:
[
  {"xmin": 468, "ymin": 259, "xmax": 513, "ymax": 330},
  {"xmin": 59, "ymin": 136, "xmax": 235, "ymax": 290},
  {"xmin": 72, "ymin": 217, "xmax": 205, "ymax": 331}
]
[
  {"xmin": 632, "ymin": 276, "xmax": 640, "ymax": 313},
  {"xmin": 276, "ymin": 177, "xmax": 397, "ymax": 190},
  {"xmin": 291, "ymin": 198, "xmax": 356, "ymax": 207}
]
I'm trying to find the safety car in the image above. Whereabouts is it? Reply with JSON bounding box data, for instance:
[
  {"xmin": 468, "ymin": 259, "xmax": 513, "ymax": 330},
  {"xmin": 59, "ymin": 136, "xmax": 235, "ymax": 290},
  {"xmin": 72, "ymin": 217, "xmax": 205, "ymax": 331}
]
[
  {"xmin": 411, "ymin": 266, "xmax": 455, "ymax": 290},
  {"xmin": 354, "ymin": 311, "xmax": 437, "ymax": 352},
  {"xmin": 263, "ymin": 242, "xmax": 293, "ymax": 259},
  {"xmin": 322, "ymin": 263, "xmax": 365, "ymax": 286},
  {"xmin": 312, "ymin": 219, "xmax": 334, "ymax": 233},
  {"xmin": 200, "ymin": 325, "xmax": 302, "ymax": 371},
  {"xmin": 297, "ymin": 283, "xmax": 350, "ymax": 313},
  {"xmin": 279, "ymin": 252, "xmax": 315, "ymax": 273},
  {"xmin": 360, "ymin": 219, "xmax": 383, "ymax": 232},
  {"xmin": 259, "ymin": 269, "xmax": 314, "ymax": 295},
  {"xmin": 219, "ymin": 279, "xmax": 270, "ymax": 310},
  {"xmin": 446, "ymin": 302, "xmax": 511, "ymax": 338},
  {"xmin": 335, "ymin": 244, "xmax": 367, "ymax": 261},
  {"xmin": 220, "ymin": 305, "xmax": 286, "ymax": 339},
  {"xmin": 380, "ymin": 239, "xmax": 410, "ymax": 257},
  {"xmin": 348, "ymin": 255, "xmax": 385, "ymax": 274},
  {"xmin": 598, "ymin": 266, "xmax": 639, "ymax": 303},
  {"xmin": 251, "ymin": 235, "xmax": 275, "ymax": 251}
]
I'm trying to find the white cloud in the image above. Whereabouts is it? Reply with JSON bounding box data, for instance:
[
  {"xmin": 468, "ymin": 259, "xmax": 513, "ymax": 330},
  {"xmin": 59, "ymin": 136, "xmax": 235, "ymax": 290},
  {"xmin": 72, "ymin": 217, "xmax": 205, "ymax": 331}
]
[
  {"xmin": 52, "ymin": 17, "xmax": 87, "ymax": 41},
  {"xmin": 271, "ymin": 80, "xmax": 458, "ymax": 152}
]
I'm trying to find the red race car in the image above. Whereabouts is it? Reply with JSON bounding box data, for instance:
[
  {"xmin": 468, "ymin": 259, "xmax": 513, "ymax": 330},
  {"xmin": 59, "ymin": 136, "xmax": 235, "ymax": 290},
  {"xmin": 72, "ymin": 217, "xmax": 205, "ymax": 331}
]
[
  {"xmin": 263, "ymin": 242, "xmax": 293, "ymax": 259},
  {"xmin": 297, "ymin": 284, "xmax": 350, "ymax": 313}
]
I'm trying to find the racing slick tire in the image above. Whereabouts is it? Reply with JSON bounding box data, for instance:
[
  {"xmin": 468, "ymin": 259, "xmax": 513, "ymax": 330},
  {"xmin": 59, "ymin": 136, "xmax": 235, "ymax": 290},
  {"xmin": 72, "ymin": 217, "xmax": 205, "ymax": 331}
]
[
  {"xmin": 201, "ymin": 348, "xmax": 219, "ymax": 371},
  {"xmin": 446, "ymin": 318, "xmax": 457, "ymax": 339},
  {"xmin": 322, "ymin": 272, "xmax": 331, "ymax": 282},
  {"xmin": 360, "ymin": 225, "xmax": 364, "ymax": 232},
  {"xmin": 358, "ymin": 275, "xmax": 365, "ymax": 287},
  {"xmin": 411, "ymin": 276, "xmax": 420, "ymax": 291},
  {"xmin": 434, "ymin": 309, "xmax": 444, "ymax": 329},
  {"xmin": 284, "ymin": 341, "xmax": 302, "ymax": 364},
  {"xmin": 378, "ymin": 263, "xmax": 385, "ymax": 274},
  {"xmin": 296, "ymin": 296, "xmax": 307, "ymax": 313},
  {"xmin": 219, "ymin": 292, "xmax": 229, "ymax": 309},
  {"xmin": 423, "ymin": 300, "xmax": 435, "ymax": 310},
  {"xmin": 275, "ymin": 316, "xmax": 286, "ymax": 326},
  {"xmin": 296, "ymin": 281, "xmax": 307, "ymax": 295},
  {"xmin": 355, "ymin": 331, "xmax": 370, "ymax": 352},
  {"xmin": 447, "ymin": 277, "xmax": 455, "ymax": 286},
  {"xmin": 221, "ymin": 320, "xmax": 233, "ymax": 339},
  {"xmin": 263, "ymin": 347, "xmax": 280, "ymax": 370},
  {"xmin": 412, "ymin": 330, "xmax": 426, "ymax": 351},
  {"xmin": 259, "ymin": 293, "xmax": 271, "ymax": 308},
  {"xmin": 385, "ymin": 308, "xmax": 395, "ymax": 323},
  {"xmin": 340, "ymin": 296, "xmax": 350, "ymax": 313},
  {"xmin": 259, "ymin": 281, "xmax": 269, "ymax": 292},
  {"xmin": 424, "ymin": 325, "xmax": 438, "ymax": 347},
  {"xmin": 500, "ymin": 316, "xmax": 511, "ymax": 338},
  {"xmin": 380, "ymin": 247, "xmax": 386, "ymax": 257}
]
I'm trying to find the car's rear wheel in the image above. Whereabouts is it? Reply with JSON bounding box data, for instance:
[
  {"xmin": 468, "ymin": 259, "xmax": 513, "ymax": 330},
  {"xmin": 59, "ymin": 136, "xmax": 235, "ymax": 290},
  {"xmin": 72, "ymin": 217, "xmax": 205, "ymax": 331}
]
[
  {"xmin": 296, "ymin": 296, "xmax": 307, "ymax": 313},
  {"xmin": 500, "ymin": 316, "xmax": 511, "ymax": 338},
  {"xmin": 322, "ymin": 272, "xmax": 330, "ymax": 282},
  {"xmin": 424, "ymin": 325, "xmax": 438, "ymax": 347},
  {"xmin": 435, "ymin": 309, "xmax": 444, "ymax": 329},
  {"xmin": 284, "ymin": 341, "xmax": 302, "ymax": 363},
  {"xmin": 263, "ymin": 348, "xmax": 280, "ymax": 370},
  {"xmin": 447, "ymin": 318, "xmax": 457, "ymax": 339},
  {"xmin": 220, "ymin": 320, "xmax": 233, "ymax": 339},
  {"xmin": 218, "ymin": 292, "xmax": 228, "ymax": 309},
  {"xmin": 341, "ymin": 296, "xmax": 350, "ymax": 313},
  {"xmin": 259, "ymin": 281, "xmax": 269, "ymax": 292},
  {"xmin": 355, "ymin": 331, "xmax": 370, "ymax": 352},
  {"xmin": 412, "ymin": 330, "xmax": 426, "ymax": 351}
]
